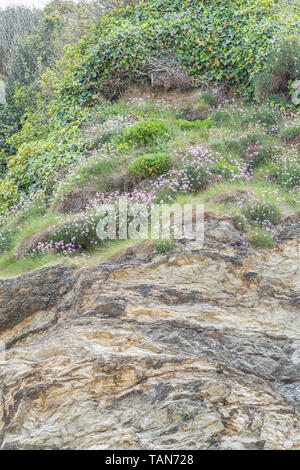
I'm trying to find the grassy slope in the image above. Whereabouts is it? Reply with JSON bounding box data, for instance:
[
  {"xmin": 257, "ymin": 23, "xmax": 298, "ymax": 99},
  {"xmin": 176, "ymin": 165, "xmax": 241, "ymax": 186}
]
[{"xmin": 0, "ymin": 89, "xmax": 299, "ymax": 277}]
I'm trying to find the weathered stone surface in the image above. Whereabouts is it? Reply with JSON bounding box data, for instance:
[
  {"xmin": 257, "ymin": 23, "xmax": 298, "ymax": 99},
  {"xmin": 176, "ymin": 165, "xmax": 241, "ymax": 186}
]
[{"xmin": 0, "ymin": 220, "xmax": 299, "ymax": 449}]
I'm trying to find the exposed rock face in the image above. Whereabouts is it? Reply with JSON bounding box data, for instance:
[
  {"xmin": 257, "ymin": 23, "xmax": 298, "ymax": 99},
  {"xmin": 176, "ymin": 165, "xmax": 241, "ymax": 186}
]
[{"xmin": 0, "ymin": 220, "xmax": 299, "ymax": 450}]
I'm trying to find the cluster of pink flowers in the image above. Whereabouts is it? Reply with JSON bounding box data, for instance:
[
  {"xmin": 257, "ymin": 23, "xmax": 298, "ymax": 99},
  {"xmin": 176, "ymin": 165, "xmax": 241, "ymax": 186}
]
[
  {"xmin": 0, "ymin": 192, "xmax": 45, "ymax": 254},
  {"xmin": 24, "ymin": 144, "xmax": 255, "ymax": 257}
]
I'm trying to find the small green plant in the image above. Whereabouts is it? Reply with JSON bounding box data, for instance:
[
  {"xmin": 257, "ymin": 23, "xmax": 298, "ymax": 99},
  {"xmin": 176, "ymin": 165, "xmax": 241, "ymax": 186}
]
[
  {"xmin": 253, "ymin": 40, "xmax": 300, "ymax": 98},
  {"xmin": 210, "ymin": 137, "xmax": 244, "ymax": 155},
  {"xmin": 212, "ymin": 160, "xmax": 240, "ymax": 179},
  {"xmin": 265, "ymin": 94, "xmax": 287, "ymax": 107},
  {"xmin": 128, "ymin": 153, "xmax": 170, "ymax": 178},
  {"xmin": 247, "ymin": 229, "xmax": 275, "ymax": 248},
  {"xmin": 176, "ymin": 119, "xmax": 213, "ymax": 133},
  {"xmin": 154, "ymin": 238, "xmax": 175, "ymax": 253},
  {"xmin": 250, "ymin": 145, "xmax": 281, "ymax": 169},
  {"xmin": 198, "ymin": 93, "xmax": 217, "ymax": 107},
  {"xmin": 244, "ymin": 200, "xmax": 280, "ymax": 227},
  {"xmin": 209, "ymin": 110, "xmax": 232, "ymax": 126},
  {"xmin": 233, "ymin": 214, "xmax": 247, "ymax": 232},
  {"xmin": 243, "ymin": 107, "xmax": 281, "ymax": 126},
  {"xmin": 253, "ymin": 71, "xmax": 276, "ymax": 98},
  {"xmin": 123, "ymin": 120, "xmax": 170, "ymax": 144},
  {"xmin": 279, "ymin": 125, "xmax": 300, "ymax": 142},
  {"xmin": 275, "ymin": 162, "xmax": 300, "ymax": 189}
]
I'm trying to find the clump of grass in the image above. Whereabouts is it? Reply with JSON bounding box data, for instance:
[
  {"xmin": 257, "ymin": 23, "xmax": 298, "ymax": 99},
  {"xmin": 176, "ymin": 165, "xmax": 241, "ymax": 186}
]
[
  {"xmin": 247, "ymin": 229, "xmax": 275, "ymax": 248},
  {"xmin": 198, "ymin": 92, "xmax": 217, "ymax": 107},
  {"xmin": 242, "ymin": 107, "xmax": 282, "ymax": 127},
  {"xmin": 0, "ymin": 252, "xmax": 60, "ymax": 278},
  {"xmin": 279, "ymin": 125, "xmax": 300, "ymax": 142},
  {"xmin": 52, "ymin": 154, "xmax": 117, "ymax": 204},
  {"xmin": 243, "ymin": 199, "xmax": 281, "ymax": 227},
  {"xmin": 265, "ymin": 94, "xmax": 287, "ymax": 107},
  {"xmin": 176, "ymin": 118, "xmax": 213, "ymax": 133},
  {"xmin": 233, "ymin": 214, "xmax": 247, "ymax": 232},
  {"xmin": 209, "ymin": 110, "xmax": 232, "ymax": 126},
  {"xmin": 274, "ymin": 162, "xmax": 300, "ymax": 189},
  {"xmin": 91, "ymin": 101, "xmax": 132, "ymax": 124},
  {"xmin": 210, "ymin": 137, "xmax": 244, "ymax": 155},
  {"xmin": 154, "ymin": 238, "xmax": 175, "ymax": 253}
]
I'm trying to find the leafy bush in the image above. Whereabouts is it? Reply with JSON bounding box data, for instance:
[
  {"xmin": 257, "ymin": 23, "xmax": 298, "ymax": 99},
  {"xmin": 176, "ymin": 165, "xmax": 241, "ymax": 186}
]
[
  {"xmin": 58, "ymin": 0, "xmax": 299, "ymax": 104},
  {"xmin": 5, "ymin": 123, "xmax": 87, "ymax": 197},
  {"xmin": 123, "ymin": 120, "xmax": 170, "ymax": 144},
  {"xmin": 280, "ymin": 125, "xmax": 300, "ymax": 142},
  {"xmin": 128, "ymin": 153, "xmax": 170, "ymax": 178}
]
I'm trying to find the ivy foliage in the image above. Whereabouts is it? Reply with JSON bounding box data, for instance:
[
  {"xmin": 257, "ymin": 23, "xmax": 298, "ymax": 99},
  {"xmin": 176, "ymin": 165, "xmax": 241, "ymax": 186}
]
[{"xmin": 57, "ymin": 0, "xmax": 299, "ymax": 104}]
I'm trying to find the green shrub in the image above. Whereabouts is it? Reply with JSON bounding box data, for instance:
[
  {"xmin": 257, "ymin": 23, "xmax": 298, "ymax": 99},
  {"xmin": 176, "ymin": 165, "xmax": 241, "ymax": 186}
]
[
  {"xmin": 279, "ymin": 125, "xmax": 300, "ymax": 142},
  {"xmin": 128, "ymin": 153, "xmax": 170, "ymax": 178},
  {"xmin": 176, "ymin": 119, "xmax": 213, "ymax": 134},
  {"xmin": 123, "ymin": 120, "xmax": 170, "ymax": 145}
]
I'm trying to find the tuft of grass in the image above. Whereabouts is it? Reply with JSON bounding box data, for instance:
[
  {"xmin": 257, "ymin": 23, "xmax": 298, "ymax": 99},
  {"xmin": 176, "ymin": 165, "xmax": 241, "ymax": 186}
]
[
  {"xmin": 176, "ymin": 119, "xmax": 213, "ymax": 134},
  {"xmin": 247, "ymin": 229, "xmax": 275, "ymax": 248},
  {"xmin": 154, "ymin": 238, "xmax": 175, "ymax": 253},
  {"xmin": 279, "ymin": 125, "xmax": 300, "ymax": 142},
  {"xmin": 198, "ymin": 93, "xmax": 217, "ymax": 107},
  {"xmin": 242, "ymin": 107, "xmax": 282, "ymax": 127},
  {"xmin": 52, "ymin": 154, "xmax": 117, "ymax": 204},
  {"xmin": 0, "ymin": 252, "xmax": 60, "ymax": 278},
  {"xmin": 243, "ymin": 199, "xmax": 281, "ymax": 228}
]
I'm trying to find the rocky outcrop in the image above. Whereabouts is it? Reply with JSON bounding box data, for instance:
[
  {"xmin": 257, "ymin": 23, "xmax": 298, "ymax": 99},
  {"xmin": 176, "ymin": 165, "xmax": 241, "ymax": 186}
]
[{"xmin": 0, "ymin": 220, "xmax": 299, "ymax": 450}]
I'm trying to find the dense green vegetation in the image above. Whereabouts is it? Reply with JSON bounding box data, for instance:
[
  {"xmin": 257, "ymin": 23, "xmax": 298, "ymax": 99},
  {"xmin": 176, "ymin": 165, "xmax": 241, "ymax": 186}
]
[{"xmin": 0, "ymin": 0, "xmax": 298, "ymax": 276}]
